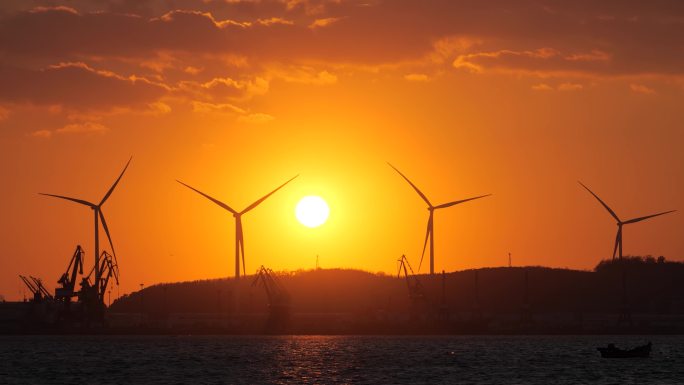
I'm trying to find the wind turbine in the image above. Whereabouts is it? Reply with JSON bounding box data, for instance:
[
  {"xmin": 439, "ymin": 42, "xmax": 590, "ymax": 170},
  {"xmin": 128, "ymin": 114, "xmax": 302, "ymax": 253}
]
[
  {"xmin": 177, "ymin": 175, "xmax": 298, "ymax": 279},
  {"xmin": 388, "ymin": 163, "xmax": 491, "ymax": 275},
  {"xmin": 579, "ymin": 181, "xmax": 676, "ymax": 260},
  {"xmin": 40, "ymin": 157, "xmax": 131, "ymax": 297}
]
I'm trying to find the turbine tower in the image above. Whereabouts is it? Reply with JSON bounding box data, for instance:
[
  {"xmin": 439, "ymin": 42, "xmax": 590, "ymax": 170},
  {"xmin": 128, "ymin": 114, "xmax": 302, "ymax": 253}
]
[
  {"xmin": 177, "ymin": 175, "xmax": 298, "ymax": 279},
  {"xmin": 40, "ymin": 157, "xmax": 131, "ymax": 297},
  {"xmin": 389, "ymin": 163, "xmax": 491, "ymax": 275},
  {"xmin": 579, "ymin": 181, "xmax": 676, "ymax": 260}
]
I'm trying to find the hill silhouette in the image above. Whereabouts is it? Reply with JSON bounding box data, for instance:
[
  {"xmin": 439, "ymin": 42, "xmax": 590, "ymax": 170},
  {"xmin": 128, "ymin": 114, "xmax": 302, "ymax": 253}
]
[
  {"xmin": 109, "ymin": 257, "xmax": 684, "ymax": 333},
  {"xmin": 111, "ymin": 257, "xmax": 684, "ymax": 313}
]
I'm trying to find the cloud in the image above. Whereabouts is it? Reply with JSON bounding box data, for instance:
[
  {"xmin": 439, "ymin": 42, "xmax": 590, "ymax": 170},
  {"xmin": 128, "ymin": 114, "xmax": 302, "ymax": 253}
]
[
  {"xmin": 2, "ymin": 2, "xmax": 683, "ymax": 74},
  {"xmin": 531, "ymin": 82, "xmax": 585, "ymax": 91},
  {"xmin": 257, "ymin": 17, "xmax": 294, "ymax": 26},
  {"xmin": 56, "ymin": 121, "xmax": 108, "ymax": 134},
  {"xmin": 238, "ymin": 112, "xmax": 275, "ymax": 124},
  {"xmin": 0, "ymin": 105, "xmax": 9, "ymax": 120},
  {"xmin": 184, "ymin": 66, "xmax": 203, "ymax": 75},
  {"xmin": 191, "ymin": 101, "xmax": 246, "ymax": 114},
  {"xmin": 0, "ymin": 0, "xmax": 683, "ymax": 121},
  {"xmin": 453, "ymin": 47, "xmax": 619, "ymax": 78},
  {"xmin": 192, "ymin": 101, "xmax": 273, "ymax": 124},
  {"xmin": 276, "ymin": 68, "xmax": 338, "ymax": 85},
  {"xmin": 156, "ymin": 10, "xmax": 250, "ymax": 29},
  {"xmin": 29, "ymin": 6, "xmax": 78, "ymax": 15},
  {"xmin": 146, "ymin": 101, "xmax": 172, "ymax": 115},
  {"xmin": 428, "ymin": 36, "xmax": 482, "ymax": 64},
  {"xmin": 557, "ymin": 82, "xmax": 583, "ymax": 91},
  {"xmin": 565, "ymin": 50, "xmax": 611, "ymax": 62},
  {"xmin": 404, "ymin": 73, "xmax": 429, "ymax": 82},
  {"xmin": 30, "ymin": 129, "xmax": 52, "ymax": 139},
  {"xmin": 191, "ymin": 77, "xmax": 269, "ymax": 100},
  {"xmin": 309, "ymin": 17, "xmax": 341, "ymax": 29},
  {"xmin": 28, "ymin": 120, "xmax": 109, "ymax": 138},
  {"xmin": 181, "ymin": 76, "xmax": 270, "ymax": 102},
  {"xmin": 454, "ymin": 48, "xmax": 558, "ymax": 73},
  {"xmin": 630, "ymin": 83, "xmax": 656, "ymax": 95},
  {"xmin": 0, "ymin": 62, "xmax": 168, "ymax": 110},
  {"xmin": 531, "ymin": 83, "xmax": 553, "ymax": 91}
]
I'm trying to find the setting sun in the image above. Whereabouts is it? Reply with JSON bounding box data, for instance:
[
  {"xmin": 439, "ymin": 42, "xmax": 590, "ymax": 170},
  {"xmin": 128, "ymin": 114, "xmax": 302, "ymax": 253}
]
[{"xmin": 296, "ymin": 196, "xmax": 330, "ymax": 228}]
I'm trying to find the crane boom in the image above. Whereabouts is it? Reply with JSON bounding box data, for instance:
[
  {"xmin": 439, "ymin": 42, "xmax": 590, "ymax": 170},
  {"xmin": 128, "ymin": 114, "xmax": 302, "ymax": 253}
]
[
  {"xmin": 55, "ymin": 245, "xmax": 85, "ymax": 301},
  {"xmin": 19, "ymin": 275, "xmax": 38, "ymax": 297},
  {"xmin": 98, "ymin": 251, "xmax": 119, "ymax": 301},
  {"xmin": 252, "ymin": 266, "xmax": 289, "ymax": 305},
  {"xmin": 397, "ymin": 254, "xmax": 426, "ymax": 301},
  {"xmin": 252, "ymin": 266, "xmax": 290, "ymax": 330},
  {"xmin": 30, "ymin": 276, "xmax": 53, "ymax": 299}
]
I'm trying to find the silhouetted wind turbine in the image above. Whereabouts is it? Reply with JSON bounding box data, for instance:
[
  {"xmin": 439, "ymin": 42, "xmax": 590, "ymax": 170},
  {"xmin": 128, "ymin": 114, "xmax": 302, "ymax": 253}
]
[
  {"xmin": 579, "ymin": 181, "xmax": 676, "ymax": 260},
  {"xmin": 40, "ymin": 157, "xmax": 131, "ymax": 296},
  {"xmin": 177, "ymin": 175, "xmax": 298, "ymax": 279},
  {"xmin": 388, "ymin": 163, "xmax": 491, "ymax": 275}
]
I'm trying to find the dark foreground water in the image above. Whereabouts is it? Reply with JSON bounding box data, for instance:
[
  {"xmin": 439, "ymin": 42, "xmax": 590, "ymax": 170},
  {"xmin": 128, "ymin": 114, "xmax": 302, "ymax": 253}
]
[{"xmin": 1, "ymin": 335, "xmax": 683, "ymax": 384}]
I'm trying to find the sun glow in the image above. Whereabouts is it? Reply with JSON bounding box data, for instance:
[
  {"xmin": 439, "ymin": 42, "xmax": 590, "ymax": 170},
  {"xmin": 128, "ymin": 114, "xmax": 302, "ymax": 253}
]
[{"xmin": 295, "ymin": 196, "xmax": 330, "ymax": 228}]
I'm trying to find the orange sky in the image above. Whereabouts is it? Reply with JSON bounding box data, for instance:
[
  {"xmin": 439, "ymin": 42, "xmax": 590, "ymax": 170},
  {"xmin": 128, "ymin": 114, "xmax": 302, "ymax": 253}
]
[{"xmin": 0, "ymin": 0, "xmax": 682, "ymax": 300}]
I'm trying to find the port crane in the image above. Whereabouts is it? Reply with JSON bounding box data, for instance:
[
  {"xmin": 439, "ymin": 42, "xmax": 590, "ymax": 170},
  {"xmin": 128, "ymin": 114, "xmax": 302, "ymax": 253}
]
[
  {"xmin": 252, "ymin": 266, "xmax": 290, "ymax": 329},
  {"xmin": 80, "ymin": 251, "xmax": 119, "ymax": 304},
  {"xmin": 397, "ymin": 254, "xmax": 426, "ymax": 303},
  {"xmin": 19, "ymin": 275, "xmax": 53, "ymax": 302},
  {"xmin": 51, "ymin": 245, "xmax": 118, "ymax": 306},
  {"xmin": 16, "ymin": 245, "xmax": 120, "ymax": 328},
  {"xmin": 54, "ymin": 245, "xmax": 85, "ymax": 302},
  {"xmin": 397, "ymin": 254, "xmax": 435, "ymax": 320}
]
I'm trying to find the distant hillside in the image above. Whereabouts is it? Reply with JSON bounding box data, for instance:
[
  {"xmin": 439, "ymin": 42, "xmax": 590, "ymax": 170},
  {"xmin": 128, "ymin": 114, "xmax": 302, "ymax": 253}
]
[{"xmin": 110, "ymin": 257, "xmax": 684, "ymax": 317}]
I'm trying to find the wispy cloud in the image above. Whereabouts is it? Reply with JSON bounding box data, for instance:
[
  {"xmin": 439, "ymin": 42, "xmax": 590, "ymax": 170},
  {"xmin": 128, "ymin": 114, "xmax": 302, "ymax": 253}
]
[
  {"xmin": 191, "ymin": 101, "xmax": 246, "ymax": 114},
  {"xmin": 0, "ymin": 106, "xmax": 9, "ymax": 120},
  {"xmin": 630, "ymin": 83, "xmax": 656, "ymax": 95},
  {"xmin": 557, "ymin": 82, "xmax": 583, "ymax": 91},
  {"xmin": 275, "ymin": 67, "xmax": 338, "ymax": 85},
  {"xmin": 0, "ymin": 1, "xmax": 682, "ymax": 136},
  {"xmin": 531, "ymin": 83, "xmax": 553, "ymax": 91},
  {"xmin": 56, "ymin": 121, "xmax": 108, "ymax": 135},
  {"xmin": 30, "ymin": 129, "xmax": 52, "ymax": 139},
  {"xmin": 404, "ymin": 73, "xmax": 429, "ymax": 82},
  {"xmin": 309, "ymin": 17, "xmax": 341, "ymax": 29},
  {"xmin": 238, "ymin": 112, "xmax": 275, "ymax": 124}
]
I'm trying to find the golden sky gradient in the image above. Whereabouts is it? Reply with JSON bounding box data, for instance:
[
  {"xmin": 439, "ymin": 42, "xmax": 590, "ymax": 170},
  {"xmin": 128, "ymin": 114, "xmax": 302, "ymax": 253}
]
[{"xmin": 0, "ymin": 0, "xmax": 682, "ymax": 299}]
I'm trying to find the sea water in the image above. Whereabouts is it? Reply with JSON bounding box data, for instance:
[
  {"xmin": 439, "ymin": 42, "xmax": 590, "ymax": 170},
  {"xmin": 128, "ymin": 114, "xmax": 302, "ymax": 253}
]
[{"xmin": 1, "ymin": 335, "xmax": 683, "ymax": 384}]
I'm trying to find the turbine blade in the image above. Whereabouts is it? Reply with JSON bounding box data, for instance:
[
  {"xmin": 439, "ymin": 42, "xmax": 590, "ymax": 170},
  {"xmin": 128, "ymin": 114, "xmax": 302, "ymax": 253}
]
[
  {"xmin": 39, "ymin": 193, "xmax": 95, "ymax": 208},
  {"xmin": 612, "ymin": 228, "xmax": 620, "ymax": 259},
  {"xmin": 98, "ymin": 209, "xmax": 116, "ymax": 257},
  {"xmin": 241, "ymin": 175, "xmax": 299, "ymax": 214},
  {"xmin": 578, "ymin": 181, "xmax": 620, "ymax": 222},
  {"xmin": 387, "ymin": 163, "xmax": 432, "ymax": 207},
  {"xmin": 434, "ymin": 194, "xmax": 492, "ymax": 209},
  {"xmin": 623, "ymin": 210, "xmax": 676, "ymax": 224},
  {"xmin": 418, "ymin": 215, "xmax": 432, "ymax": 272},
  {"xmin": 176, "ymin": 180, "xmax": 238, "ymax": 214},
  {"xmin": 100, "ymin": 156, "xmax": 132, "ymax": 206}
]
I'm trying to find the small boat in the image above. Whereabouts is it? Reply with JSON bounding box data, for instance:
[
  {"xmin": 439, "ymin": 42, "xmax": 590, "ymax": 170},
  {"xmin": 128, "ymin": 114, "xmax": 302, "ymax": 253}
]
[{"xmin": 597, "ymin": 342, "xmax": 651, "ymax": 358}]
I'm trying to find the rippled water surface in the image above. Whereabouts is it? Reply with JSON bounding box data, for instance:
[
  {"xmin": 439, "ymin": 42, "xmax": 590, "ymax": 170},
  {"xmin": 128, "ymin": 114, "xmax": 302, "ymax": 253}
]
[{"xmin": 1, "ymin": 335, "xmax": 683, "ymax": 384}]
